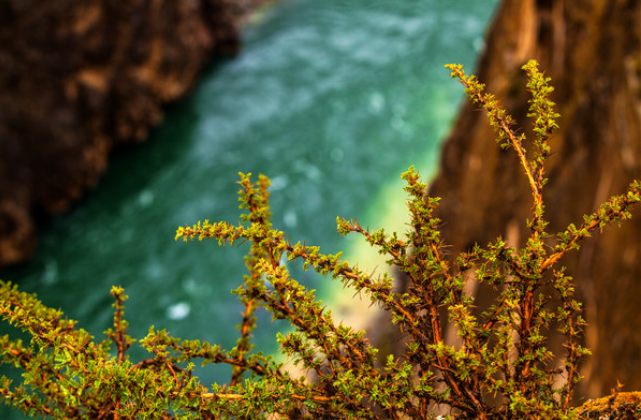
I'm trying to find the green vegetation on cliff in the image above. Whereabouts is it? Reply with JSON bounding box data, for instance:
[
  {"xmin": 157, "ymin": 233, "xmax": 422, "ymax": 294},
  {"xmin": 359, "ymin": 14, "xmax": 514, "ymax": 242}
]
[{"xmin": 0, "ymin": 61, "xmax": 640, "ymax": 419}]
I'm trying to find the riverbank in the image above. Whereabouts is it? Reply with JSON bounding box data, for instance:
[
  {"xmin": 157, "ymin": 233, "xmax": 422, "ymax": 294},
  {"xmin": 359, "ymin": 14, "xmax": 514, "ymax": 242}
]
[{"xmin": 0, "ymin": 0, "xmax": 270, "ymax": 267}]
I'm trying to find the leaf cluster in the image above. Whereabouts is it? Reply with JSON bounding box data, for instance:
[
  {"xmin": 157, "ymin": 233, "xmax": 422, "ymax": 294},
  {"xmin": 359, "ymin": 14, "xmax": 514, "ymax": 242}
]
[{"xmin": 1, "ymin": 60, "xmax": 640, "ymax": 419}]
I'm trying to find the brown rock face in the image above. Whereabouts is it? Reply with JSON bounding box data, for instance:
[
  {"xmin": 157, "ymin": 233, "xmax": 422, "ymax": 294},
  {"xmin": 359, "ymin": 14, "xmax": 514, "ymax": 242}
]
[
  {"xmin": 429, "ymin": 0, "xmax": 640, "ymax": 398},
  {"xmin": 0, "ymin": 0, "xmax": 253, "ymax": 266}
]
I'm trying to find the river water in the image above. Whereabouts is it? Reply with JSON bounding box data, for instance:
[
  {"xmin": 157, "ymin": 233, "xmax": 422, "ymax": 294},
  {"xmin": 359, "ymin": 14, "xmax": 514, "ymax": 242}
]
[{"xmin": 0, "ymin": 0, "xmax": 498, "ymax": 417}]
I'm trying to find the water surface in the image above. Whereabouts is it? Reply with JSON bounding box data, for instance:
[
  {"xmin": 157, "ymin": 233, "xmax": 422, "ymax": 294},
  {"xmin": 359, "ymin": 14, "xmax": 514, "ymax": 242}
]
[{"xmin": 0, "ymin": 0, "xmax": 499, "ymax": 416}]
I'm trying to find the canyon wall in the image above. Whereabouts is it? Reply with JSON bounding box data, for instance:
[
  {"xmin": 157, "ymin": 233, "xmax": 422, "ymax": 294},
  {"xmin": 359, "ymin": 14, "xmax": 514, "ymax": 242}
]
[
  {"xmin": 429, "ymin": 0, "xmax": 640, "ymax": 398},
  {"xmin": 0, "ymin": 0, "xmax": 260, "ymax": 266}
]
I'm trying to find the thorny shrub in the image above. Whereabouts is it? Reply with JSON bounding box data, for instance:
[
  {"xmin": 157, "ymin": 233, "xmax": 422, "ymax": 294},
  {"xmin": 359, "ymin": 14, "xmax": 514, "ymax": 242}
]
[{"xmin": 1, "ymin": 60, "xmax": 640, "ymax": 419}]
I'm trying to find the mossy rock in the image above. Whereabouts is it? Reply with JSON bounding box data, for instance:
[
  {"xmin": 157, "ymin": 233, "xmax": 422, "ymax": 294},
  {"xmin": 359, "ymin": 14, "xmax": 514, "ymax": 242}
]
[{"xmin": 579, "ymin": 392, "xmax": 641, "ymax": 419}]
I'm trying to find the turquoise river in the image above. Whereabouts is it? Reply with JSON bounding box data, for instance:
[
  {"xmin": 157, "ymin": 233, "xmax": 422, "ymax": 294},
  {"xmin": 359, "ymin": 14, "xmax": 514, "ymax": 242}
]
[{"xmin": 0, "ymin": 1, "xmax": 499, "ymax": 417}]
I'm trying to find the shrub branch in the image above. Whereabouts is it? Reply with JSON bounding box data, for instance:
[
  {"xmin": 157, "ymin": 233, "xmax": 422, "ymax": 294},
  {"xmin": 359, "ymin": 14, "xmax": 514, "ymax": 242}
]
[{"xmin": 0, "ymin": 60, "xmax": 639, "ymax": 419}]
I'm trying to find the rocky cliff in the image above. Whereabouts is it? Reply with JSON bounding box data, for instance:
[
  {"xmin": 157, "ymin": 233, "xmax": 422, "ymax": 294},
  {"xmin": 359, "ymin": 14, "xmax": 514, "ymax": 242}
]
[
  {"xmin": 428, "ymin": 0, "xmax": 640, "ymax": 399},
  {"xmin": 0, "ymin": 0, "xmax": 261, "ymax": 266}
]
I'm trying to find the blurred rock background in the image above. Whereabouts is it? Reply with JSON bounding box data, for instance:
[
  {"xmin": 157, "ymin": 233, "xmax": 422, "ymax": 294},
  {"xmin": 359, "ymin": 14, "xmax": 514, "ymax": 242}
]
[
  {"xmin": 0, "ymin": 0, "xmax": 264, "ymax": 265},
  {"xmin": 428, "ymin": 0, "xmax": 640, "ymax": 399}
]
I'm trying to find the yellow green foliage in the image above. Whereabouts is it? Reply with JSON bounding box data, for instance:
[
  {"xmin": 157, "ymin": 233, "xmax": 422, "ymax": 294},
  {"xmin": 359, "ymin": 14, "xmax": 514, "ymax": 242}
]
[{"xmin": 1, "ymin": 60, "xmax": 640, "ymax": 419}]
